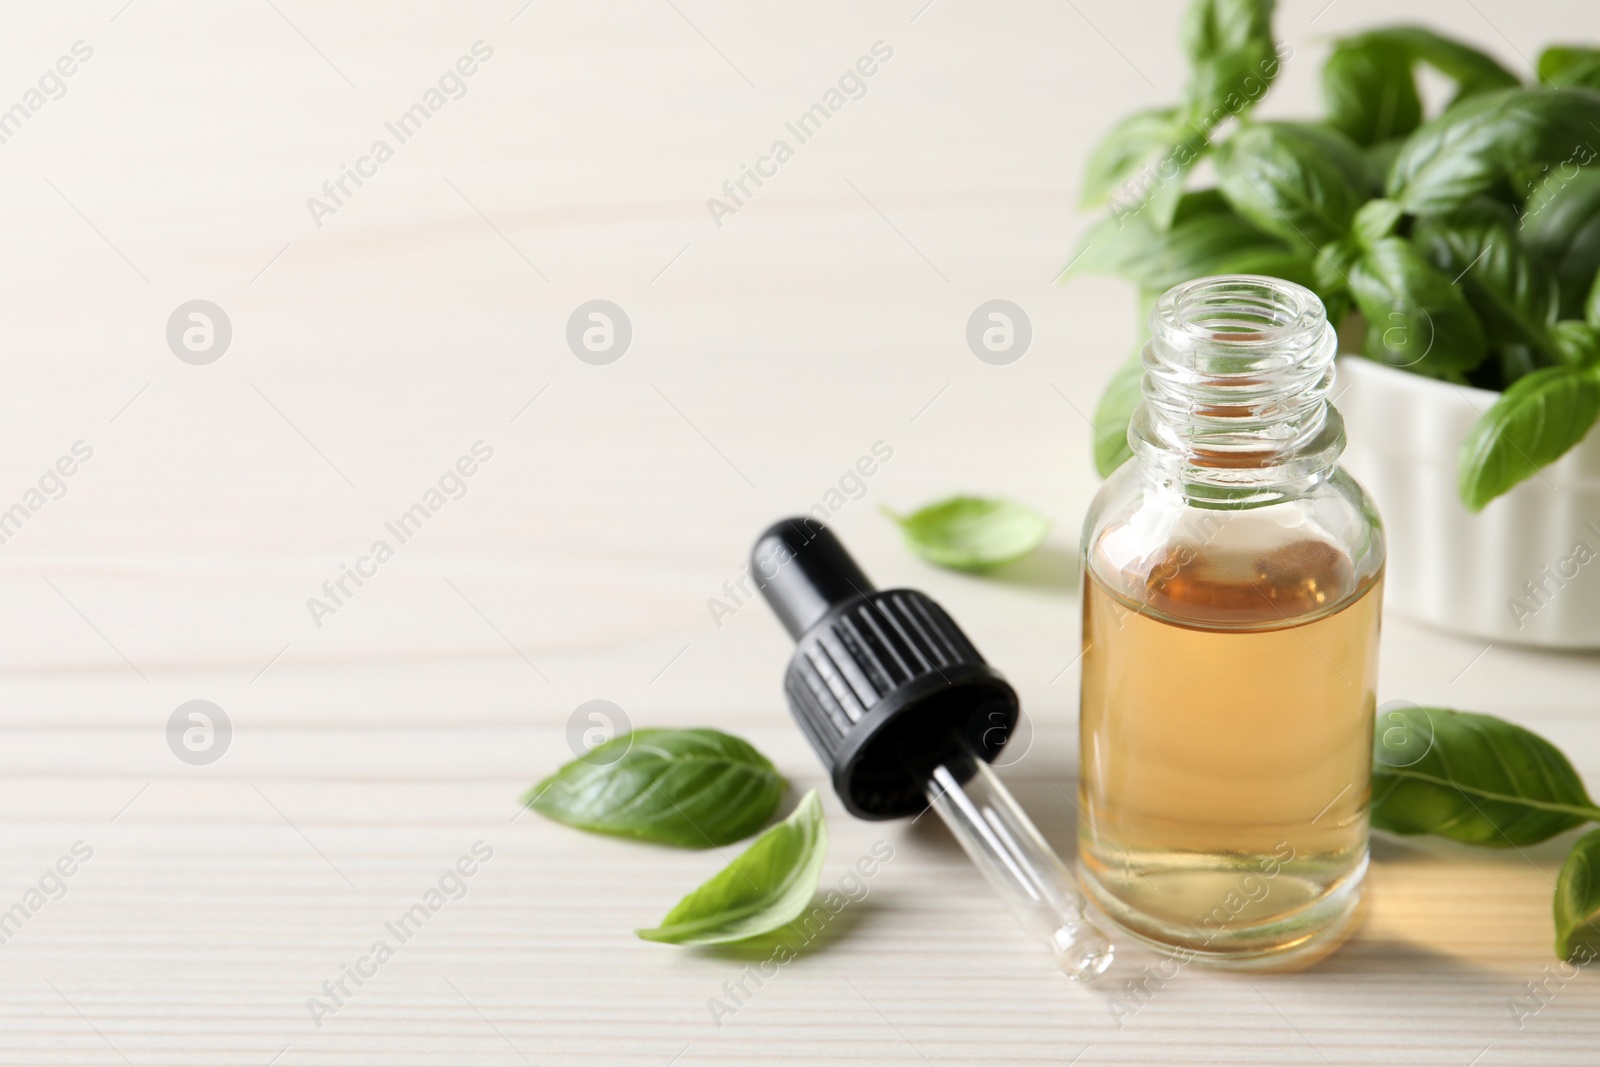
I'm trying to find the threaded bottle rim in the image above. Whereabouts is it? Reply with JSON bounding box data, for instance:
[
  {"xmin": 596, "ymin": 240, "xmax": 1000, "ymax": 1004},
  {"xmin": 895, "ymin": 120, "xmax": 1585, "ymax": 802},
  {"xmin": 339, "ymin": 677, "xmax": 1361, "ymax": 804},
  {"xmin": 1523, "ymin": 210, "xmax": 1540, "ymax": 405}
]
[{"xmin": 1131, "ymin": 275, "xmax": 1343, "ymax": 494}]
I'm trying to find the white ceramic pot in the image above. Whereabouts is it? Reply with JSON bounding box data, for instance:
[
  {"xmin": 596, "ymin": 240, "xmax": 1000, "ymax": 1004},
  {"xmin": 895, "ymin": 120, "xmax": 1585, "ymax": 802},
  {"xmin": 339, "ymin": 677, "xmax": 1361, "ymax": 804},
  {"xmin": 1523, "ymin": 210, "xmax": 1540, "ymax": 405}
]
[{"xmin": 1335, "ymin": 356, "xmax": 1600, "ymax": 649}]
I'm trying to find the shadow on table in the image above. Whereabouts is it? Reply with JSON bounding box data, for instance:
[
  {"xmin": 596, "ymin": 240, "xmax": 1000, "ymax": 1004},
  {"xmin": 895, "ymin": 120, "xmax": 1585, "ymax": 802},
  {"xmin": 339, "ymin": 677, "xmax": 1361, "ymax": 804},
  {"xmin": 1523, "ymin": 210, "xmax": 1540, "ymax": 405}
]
[{"xmin": 980, "ymin": 543, "xmax": 1081, "ymax": 595}]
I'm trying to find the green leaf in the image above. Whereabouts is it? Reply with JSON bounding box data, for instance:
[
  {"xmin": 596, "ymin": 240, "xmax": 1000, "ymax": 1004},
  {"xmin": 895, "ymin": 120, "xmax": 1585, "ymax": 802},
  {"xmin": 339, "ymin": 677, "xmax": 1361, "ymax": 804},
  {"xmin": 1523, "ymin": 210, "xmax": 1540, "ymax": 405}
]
[
  {"xmin": 1521, "ymin": 167, "xmax": 1600, "ymax": 321},
  {"xmin": 1093, "ymin": 356, "xmax": 1143, "ymax": 476},
  {"xmin": 1081, "ymin": 108, "xmax": 1182, "ymax": 208},
  {"xmin": 1352, "ymin": 198, "xmax": 1404, "ymax": 247},
  {"xmin": 1555, "ymin": 828, "xmax": 1600, "ymax": 961},
  {"xmin": 1539, "ymin": 46, "xmax": 1600, "ymax": 91},
  {"xmin": 1180, "ymin": 0, "xmax": 1274, "ymax": 71},
  {"xmin": 1070, "ymin": 196, "xmax": 1312, "ymax": 293},
  {"xmin": 1169, "ymin": 187, "xmax": 1234, "ymax": 223},
  {"xmin": 1373, "ymin": 706, "xmax": 1600, "ymax": 846},
  {"xmin": 1348, "ymin": 236, "xmax": 1488, "ymax": 380},
  {"xmin": 1144, "ymin": 157, "xmax": 1197, "ymax": 231},
  {"xmin": 1178, "ymin": 0, "xmax": 1279, "ymax": 149},
  {"xmin": 1313, "ymin": 235, "xmax": 1361, "ymax": 294},
  {"xmin": 1215, "ymin": 122, "xmax": 1368, "ymax": 251},
  {"xmin": 1187, "ymin": 45, "xmax": 1279, "ymax": 127},
  {"xmin": 1458, "ymin": 364, "xmax": 1600, "ymax": 509},
  {"xmin": 637, "ymin": 790, "xmax": 828, "ymax": 945},
  {"xmin": 1323, "ymin": 38, "xmax": 1423, "ymax": 146},
  {"xmin": 1388, "ymin": 87, "xmax": 1600, "ymax": 216},
  {"xmin": 1363, "ymin": 139, "xmax": 1405, "ymax": 189},
  {"xmin": 1552, "ymin": 321, "xmax": 1600, "ymax": 368},
  {"xmin": 885, "ymin": 496, "xmax": 1051, "ymax": 571},
  {"xmin": 1411, "ymin": 198, "xmax": 1559, "ymax": 361},
  {"xmin": 1359, "ymin": 26, "xmax": 1519, "ymax": 104},
  {"xmin": 525, "ymin": 728, "xmax": 785, "ymax": 848}
]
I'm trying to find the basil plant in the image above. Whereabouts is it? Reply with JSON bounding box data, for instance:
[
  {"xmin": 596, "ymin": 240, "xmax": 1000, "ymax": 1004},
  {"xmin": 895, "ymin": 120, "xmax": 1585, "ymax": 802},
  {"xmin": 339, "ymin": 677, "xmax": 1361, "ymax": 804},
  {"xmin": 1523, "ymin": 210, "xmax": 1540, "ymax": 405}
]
[{"xmin": 1071, "ymin": 0, "xmax": 1600, "ymax": 511}]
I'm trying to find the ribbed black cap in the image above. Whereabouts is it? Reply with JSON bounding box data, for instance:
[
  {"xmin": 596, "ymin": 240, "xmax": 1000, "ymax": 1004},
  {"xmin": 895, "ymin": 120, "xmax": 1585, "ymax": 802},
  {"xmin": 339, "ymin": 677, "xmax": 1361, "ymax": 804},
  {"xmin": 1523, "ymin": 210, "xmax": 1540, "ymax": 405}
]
[{"xmin": 752, "ymin": 517, "xmax": 1019, "ymax": 819}]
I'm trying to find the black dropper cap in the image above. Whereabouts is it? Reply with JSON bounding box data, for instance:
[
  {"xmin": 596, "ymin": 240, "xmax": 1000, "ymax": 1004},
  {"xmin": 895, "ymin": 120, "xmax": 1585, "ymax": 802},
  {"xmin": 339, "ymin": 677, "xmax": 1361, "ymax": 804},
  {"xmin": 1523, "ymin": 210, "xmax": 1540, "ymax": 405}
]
[{"xmin": 752, "ymin": 517, "xmax": 1019, "ymax": 819}]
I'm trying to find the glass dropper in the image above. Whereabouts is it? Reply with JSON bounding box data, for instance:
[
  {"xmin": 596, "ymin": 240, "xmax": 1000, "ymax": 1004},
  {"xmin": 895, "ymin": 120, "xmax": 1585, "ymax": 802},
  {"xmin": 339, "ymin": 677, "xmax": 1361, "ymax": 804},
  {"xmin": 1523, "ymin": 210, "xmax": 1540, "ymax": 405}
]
[{"xmin": 923, "ymin": 748, "xmax": 1113, "ymax": 980}]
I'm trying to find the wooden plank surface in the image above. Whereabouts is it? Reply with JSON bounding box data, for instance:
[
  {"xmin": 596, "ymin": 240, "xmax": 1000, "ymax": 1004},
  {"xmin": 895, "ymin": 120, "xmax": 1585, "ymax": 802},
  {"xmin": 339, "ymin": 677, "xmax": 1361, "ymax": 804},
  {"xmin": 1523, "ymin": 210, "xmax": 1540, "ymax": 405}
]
[{"xmin": 0, "ymin": 0, "xmax": 1596, "ymax": 1063}]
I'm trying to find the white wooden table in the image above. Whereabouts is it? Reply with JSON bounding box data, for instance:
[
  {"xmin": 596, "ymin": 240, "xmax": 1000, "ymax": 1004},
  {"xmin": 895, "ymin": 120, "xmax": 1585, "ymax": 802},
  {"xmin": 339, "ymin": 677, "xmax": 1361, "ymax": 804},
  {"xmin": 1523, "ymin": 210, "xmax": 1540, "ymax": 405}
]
[{"xmin": 1, "ymin": 1, "xmax": 1596, "ymax": 1063}]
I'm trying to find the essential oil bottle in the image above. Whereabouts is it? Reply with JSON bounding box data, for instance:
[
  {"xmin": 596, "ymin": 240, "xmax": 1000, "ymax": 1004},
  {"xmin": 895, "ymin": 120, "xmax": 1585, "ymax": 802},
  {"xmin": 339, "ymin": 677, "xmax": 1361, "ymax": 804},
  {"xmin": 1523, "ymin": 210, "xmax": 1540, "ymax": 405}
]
[{"xmin": 1077, "ymin": 275, "xmax": 1384, "ymax": 968}]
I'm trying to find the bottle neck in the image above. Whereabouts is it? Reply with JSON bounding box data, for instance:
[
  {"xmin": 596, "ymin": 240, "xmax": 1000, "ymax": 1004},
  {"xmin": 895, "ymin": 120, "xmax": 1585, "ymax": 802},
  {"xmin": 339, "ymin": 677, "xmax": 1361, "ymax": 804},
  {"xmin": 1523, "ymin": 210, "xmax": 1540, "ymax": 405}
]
[{"xmin": 1129, "ymin": 275, "xmax": 1343, "ymax": 501}]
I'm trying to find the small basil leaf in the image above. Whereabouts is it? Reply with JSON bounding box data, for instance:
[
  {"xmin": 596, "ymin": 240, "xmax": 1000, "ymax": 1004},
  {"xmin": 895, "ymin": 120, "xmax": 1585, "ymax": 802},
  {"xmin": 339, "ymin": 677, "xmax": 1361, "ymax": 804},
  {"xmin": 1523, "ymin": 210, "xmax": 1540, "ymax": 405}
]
[
  {"xmin": 885, "ymin": 496, "xmax": 1051, "ymax": 571},
  {"xmin": 525, "ymin": 728, "xmax": 785, "ymax": 848},
  {"xmin": 1180, "ymin": 0, "xmax": 1274, "ymax": 72},
  {"xmin": 1555, "ymin": 828, "xmax": 1600, "ymax": 962},
  {"xmin": 1389, "ymin": 87, "xmax": 1600, "ymax": 216},
  {"xmin": 1358, "ymin": 26, "xmax": 1519, "ymax": 105},
  {"xmin": 1348, "ymin": 236, "xmax": 1488, "ymax": 380},
  {"xmin": 1412, "ymin": 198, "xmax": 1560, "ymax": 361},
  {"xmin": 1215, "ymin": 122, "xmax": 1368, "ymax": 251},
  {"xmin": 1080, "ymin": 108, "xmax": 1182, "ymax": 209},
  {"xmin": 1373, "ymin": 706, "xmax": 1600, "ymax": 846},
  {"xmin": 1458, "ymin": 364, "xmax": 1600, "ymax": 509},
  {"xmin": 1323, "ymin": 38, "xmax": 1423, "ymax": 146},
  {"xmin": 637, "ymin": 790, "xmax": 828, "ymax": 945},
  {"xmin": 1093, "ymin": 356, "xmax": 1144, "ymax": 477},
  {"xmin": 1522, "ymin": 167, "xmax": 1600, "ymax": 320},
  {"xmin": 1551, "ymin": 321, "xmax": 1600, "ymax": 369},
  {"xmin": 1539, "ymin": 46, "xmax": 1600, "ymax": 91},
  {"xmin": 1352, "ymin": 198, "xmax": 1404, "ymax": 247}
]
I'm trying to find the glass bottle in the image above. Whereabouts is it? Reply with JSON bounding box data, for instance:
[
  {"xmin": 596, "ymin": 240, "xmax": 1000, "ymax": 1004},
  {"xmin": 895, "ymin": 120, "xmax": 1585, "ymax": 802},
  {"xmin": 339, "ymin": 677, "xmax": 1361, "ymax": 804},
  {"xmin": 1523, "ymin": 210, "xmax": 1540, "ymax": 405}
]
[{"xmin": 1077, "ymin": 275, "xmax": 1384, "ymax": 968}]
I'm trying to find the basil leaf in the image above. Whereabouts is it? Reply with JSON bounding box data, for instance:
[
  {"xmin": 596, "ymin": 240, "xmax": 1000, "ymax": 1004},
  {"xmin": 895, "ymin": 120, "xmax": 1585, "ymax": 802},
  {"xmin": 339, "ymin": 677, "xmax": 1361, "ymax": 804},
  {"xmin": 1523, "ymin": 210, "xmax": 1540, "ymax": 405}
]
[
  {"xmin": 1555, "ymin": 828, "xmax": 1600, "ymax": 961},
  {"xmin": 1348, "ymin": 236, "xmax": 1488, "ymax": 380},
  {"xmin": 885, "ymin": 496, "xmax": 1051, "ymax": 571},
  {"xmin": 1352, "ymin": 198, "xmax": 1404, "ymax": 247},
  {"xmin": 1093, "ymin": 356, "xmax": 1143, "ymax": 476},
  {"xmin": 1539, "ymin": 46, "xmax": 1600, "ymax": 91},
  {"xmin": 1215, "ymin": 122, "xmax": 1368, "ymax": 251},
  {"xmin": 525, "ymin": 728, "xmax": 785, "ymax": 848},
  {"xmin": 1458, "ymin": 364, "xmax": 1600, "ymax": 509},
  {"xmin": 1373, "ymin": 706, "xmax": 1600, "ymax": 846},
  {"xmin": 1180, "ymin": 0, "xmax": 1274, "ymax": 73},
  {"xmin": 1071, "ymin": 197, "xmax": 1311, "ymax": 294},
  {"xmin": 637, "ymin": 790, "xmax": 827, "ymax": 945},
  {"xmin": 1323, "ymin": 38, "xmax": 1422, "ymax": 146},
  {"xmin": 1169, "ymin": 187, "xmax": 1234, "ymax": 224},
  {"xmin": 1357, "ymin": 26, "xmax": 1519, "ymax": 105},
  {"xmin": 1412, "ymin": 198, "xmax": 1560, "ymax": 361},
  {"xmin": 1388, "ymin": 87, "xmax": 1600, "ymax": 216},
  {"xmin": 1521, "ymin": 167, "xmax": 1600, "ymax": 320},
  {"xmin": 1288, "ymin": 121, "xmax": 1384, "ymax": 192},
  {"xmin": 1177, "ymin": 0, "xmax": 1278, "ymax": 177},
  {"xmin": 1187, "ymin": 44, "xmax": 1279, "ymax": 127},
  {"xmin": 1081, "ymin": 108, "xmax": 1182, "ymax": 209},
  {"xmin": 1492, "ymin": 343, "xmax": 1542, "ymax": 388},
  {"xmin": 1553, "ymin": 321, "xmax": 1600, "ymax": 368},
  {"xmin": 1314, "ymin": 235, "xmax": 1361, "ymax": 294}
]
